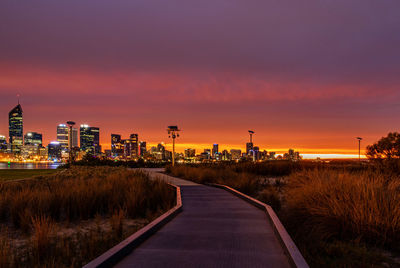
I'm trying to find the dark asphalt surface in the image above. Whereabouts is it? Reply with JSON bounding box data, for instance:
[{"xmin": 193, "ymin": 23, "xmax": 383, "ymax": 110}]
[{"xmin": 115, "ymin": 185, "xmax": 291, "ymax": 268}]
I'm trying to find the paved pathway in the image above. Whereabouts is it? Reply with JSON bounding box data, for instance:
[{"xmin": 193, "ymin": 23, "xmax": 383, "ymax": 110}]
[{"xmin": 116, "ymin": 170, "xmax": 291, "ymax": 268}]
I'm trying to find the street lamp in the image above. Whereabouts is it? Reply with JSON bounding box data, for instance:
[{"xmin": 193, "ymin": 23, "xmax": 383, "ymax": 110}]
[
  {"xmin": 67, "ymin": 121, "xmax": 76, "ymax": 163},
  {"xmin": 167, "ymin": 125, "xmax": 180, "ymax": 166},
  {"xmin": 356, "ymin": 137, "xmax": 362, "ymax": 162},
  {"xmin": 248, "ymin": 130, "xmax": 255, "ymax": 161}
]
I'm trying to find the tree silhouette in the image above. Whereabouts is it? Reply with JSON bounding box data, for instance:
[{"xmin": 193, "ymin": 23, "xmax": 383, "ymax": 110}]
[{"xmin": 366, "ymin": 132, "xmax": 400, "ymax": 160}]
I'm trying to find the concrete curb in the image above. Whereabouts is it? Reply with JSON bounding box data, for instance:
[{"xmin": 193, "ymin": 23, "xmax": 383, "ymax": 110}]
[
  {"xmin": 208, "ymin": 183, "xmax": 309, "ymax": 268},
  {"xmin": 83, "ymin": 184, "xmax": 182, "ymax": 268}
]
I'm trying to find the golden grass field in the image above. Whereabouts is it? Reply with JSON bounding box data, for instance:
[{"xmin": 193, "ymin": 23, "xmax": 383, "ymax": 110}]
[
  {"xmin": 167, "ymin": 162, "xmax": 400, "ymax": 267},
  {"xmin": 0, "ymin": 166, "xmax": 175, "ymax": 267}
]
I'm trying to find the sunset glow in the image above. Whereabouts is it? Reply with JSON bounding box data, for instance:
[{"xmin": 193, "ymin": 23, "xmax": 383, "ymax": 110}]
[{"xmin": 1, "ymin": 0, "xmax": 399, "ymax": 158}]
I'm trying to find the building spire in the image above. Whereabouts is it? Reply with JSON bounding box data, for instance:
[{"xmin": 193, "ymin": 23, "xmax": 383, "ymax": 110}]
[{"xmin": 17, "ymin": 93, "xmax": 20, "ymax": 105}]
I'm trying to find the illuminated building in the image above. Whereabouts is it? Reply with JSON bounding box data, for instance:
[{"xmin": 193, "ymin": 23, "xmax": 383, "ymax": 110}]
[
  {"xmin": 212, "ymin": 144, "xmax": 219, "ymax": 157},
  {"xmin": 184, "ymin": 148, "xmax": 195, "ymax": 158},
  {"xmin": 92, "ymin": 127, "xmax": 101, "ymax": 154},
  {"xmin": 246, "ymin": 142, "xmax": 253, "ymax": 156},
  {"xmin": 254, "ymin": 146, "xmax": 260, "ymax": 160},
  {"xmin": 57, "ymin": 124, "xmax": 69, "ymax": 150},
  {"xmin": 124, "ymin": 133, "xmax": 138, "ymax": 159},
  {"xmin": 9, "ymin": 104, "xmax": 23, "ymax": 153},
  {"xmin": 0, "ymin": 135, "xmax": 7, "ymax": 153},
  {"xmin": 70, "ymin": 127, "xmax": 78, "ymax": 148},
  {"xmin": 221, "ymin": 150, "xmax": 231, "ymax": 161},
  {"xmin": 200, "ymin": 151, "xmax": 211, "ymax": 161},
  {"xmin": 24, "ymin": 132, "xmax": 42, "ymax": 147},
  {"xmin": 283, "ymin": 149, "xmax": 302, "ymax": 161},
  {"xmin": 152, "ymin": 143, "xmax": 166, "ymax": 160},
  {"xmin": 48, "ymin": 141, "xmax": 62, "ymax": 160},
  {"xmin": 80, "ymin": 125, "xmax": 101, "ymax": 154},
  {"xmin": 111, "ymin": 134, "xmax": 124, "ymax": 157},
  {"xmin": 139, "ymin": 141, "xmax": 147, "ymax": 156},
  {"xmin": 39, "ymin": 147, "xmax": 48, "ymax": 160},
  {"xmin": 230, "ymin": 149, "xmax": 242, "ymax": 160}
]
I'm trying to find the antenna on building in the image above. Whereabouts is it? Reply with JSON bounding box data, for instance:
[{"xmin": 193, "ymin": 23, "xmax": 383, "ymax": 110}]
[{"xmin": 17, "ymin": 93, "xmax": 21, "ymax": 105}]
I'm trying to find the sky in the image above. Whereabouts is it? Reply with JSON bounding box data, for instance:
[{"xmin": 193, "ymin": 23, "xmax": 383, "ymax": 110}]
[{"xmin": 1, "ymin": 0, "xmax": 400, "ymax": 157}]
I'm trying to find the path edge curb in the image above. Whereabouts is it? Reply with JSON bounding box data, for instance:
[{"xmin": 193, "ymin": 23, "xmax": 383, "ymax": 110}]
[
  {"xmin": 83, "ymin": 184, "xmax": 182, "ymax": 268},
  {"xmin": 208, "ymin": 183, "xmax": 309, "ymax": 268}
]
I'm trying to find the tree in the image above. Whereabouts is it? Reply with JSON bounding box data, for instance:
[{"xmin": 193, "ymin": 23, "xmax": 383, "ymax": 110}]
[{"xmin": 366, "ymin": 132, "xmax": 400, "ymax": 160}]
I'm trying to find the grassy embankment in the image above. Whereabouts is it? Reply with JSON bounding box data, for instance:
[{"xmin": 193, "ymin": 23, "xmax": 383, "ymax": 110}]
[
  {"xmin": 0, "ymin": 169, "xmax": 58, "ymax": 181},
  {"xmin": 0, "ymin": 166, "xmax": 175, "ymax": 267},
  {"xmin": 166, "ymin": 161, "xmax": 400, "ymax": 268}
]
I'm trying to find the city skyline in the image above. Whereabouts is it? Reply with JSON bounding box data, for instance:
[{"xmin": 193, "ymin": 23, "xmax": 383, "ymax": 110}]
[{"xmin": 0, "ymin": 100, "xmax": 368, "ymax": 159}]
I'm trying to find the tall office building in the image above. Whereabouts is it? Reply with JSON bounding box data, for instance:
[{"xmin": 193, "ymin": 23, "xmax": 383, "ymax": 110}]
[
  {"xmin": 124, "ymin": 133, "xmax": 138, "ymax": 159},
  {"xmin": 57, "ymin": 124, "xmax": 69, "ymax": 150},
  {"xmin": 0, "ymin": 135, "xmax": 7, "ymax": 152},
  {"xmin": 246, "ymin": 142, "xmax": 253, "ymax": 155},
  {"xmin": 212, "ymin": 144, "xmax": 219, "ymax": 157},
  {"xmin": 80, "ymin": 125, "xmax": 101, "ymax": 154},
  {"xmin": 253, "ymin": 146, "xmax": 260, "ymax": 161},
  {"xmin": 9, "ymin": 104, "xmax": 23, "ymax": 153},
  {"xmin": 69, "ymin": 127, "xmax": 78, "ymax": 148},
  {"xmin": 92, "ymin": 127, "xmax": 100, "ymax": 154},
  {"xmin": 111, "ymin": 134, "xmax": 124, "ymax": 157},
  {"xmin": 48, "ymin": 141, "xmax": 62, "ymax": 160},
  {"xmin": 139, "ymin": 141, "xmax": 147, "ymax": 156},
  {"xmin": 24, "ymin": 132, "xmax": 42, "ymax": 147}
]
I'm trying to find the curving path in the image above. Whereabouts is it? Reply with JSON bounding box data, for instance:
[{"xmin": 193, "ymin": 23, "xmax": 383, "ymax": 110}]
[{"xmin": 116, "ymin": 170, "xmax": 291, "ymax": 268}]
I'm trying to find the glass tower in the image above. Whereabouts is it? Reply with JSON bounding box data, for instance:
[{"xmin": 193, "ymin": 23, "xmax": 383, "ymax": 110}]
[
  {"xmin": 24, "ymin": 132, "xmax": 43, "ymax": 147},
  {"xmin": 9, "ymin": 104, "xmax": 23, "ymax": 153},
  {"xmin": 80, "ymin": 125, "xmax": 100, "ymax": 154},
  {"xmin": 111, "ymin": 134, "xmax": 124, "ymax": 157},
  {"xmin": 57, "ymin": 124, "xmax": 69, "ymax": 150}
]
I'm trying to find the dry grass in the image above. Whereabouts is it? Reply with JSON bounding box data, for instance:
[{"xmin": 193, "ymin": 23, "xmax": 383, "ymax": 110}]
[
  {"xmin": 0, "ymin": 167, "xmax": 175, "ymax": 227},
  {"xmin": 285, "ymin": 169, "xmax": 400, "ymax": 246},
  {"xmin": 283, "ymin": 169, "xmax": 400, "ymax": 267},
  {"xmin": 168, "ymin": 163, "xmax": 400, "ymax": 267},
  {"xmin": 166, "ymin": 165, "xmax": 261, "ymax": 196},
  {"xmin": 0, "ymin": 166, "xmax": 175, "ymax": 267}
]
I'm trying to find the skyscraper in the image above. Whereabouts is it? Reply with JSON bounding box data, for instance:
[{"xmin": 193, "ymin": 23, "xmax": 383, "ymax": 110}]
[
  {"xmin": 124, "ymin": 133, "xmax": 138, "ymax": 159},
  {"xmin": 212, "ymin": 144, "xmax": 219, "ymax": 157},
  {"xmin": 92, "ymin": 127, "xmax": 100, "ymax": 154},
  {"xmin": 80, "ymin": 125, "xmax": 100, "ymax": 154},
  {"xmin": 48, "ymin": 141, "xmax": 62, "ymax": 160},
  {"xmin": 0, "ymin": 135, "xmax": 7, "ymax": 153},
  {"xmin": 9, "ymin": 104, "xmax": 23, "ymax": 153},
  {"xmin": 24, "ymin": 132, "xmax": 42, "ymax": 147},
  {"xmin": 57, "ymin": 124, "xmax": 69, "ymax": 150},
  {"xmin": 246, "ymin": 142, "xmax": 253, "ymax": 156},
  {"xmin": 139, "ymin": 141, "xmax": 147, "ymax": 156},
  {"xmin": 70, "ymin": 127, "xmax": 78, "ymax": 148},
  {"xmin": 111, "ymin": 134, "xmax": 124, "ymax": 157}
]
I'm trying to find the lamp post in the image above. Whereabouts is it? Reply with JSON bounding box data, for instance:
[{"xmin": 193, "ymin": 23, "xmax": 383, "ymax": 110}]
[
  {"xmin": 67, "ymin": 121, "xmax": 76, "ymax": 163},
  {"xmin": 356, "ymin": 137, "xmax": 362, "ymax": 162},
  {"xmin": 248, "ymin": 130, "xmax": 255, "ymax": 161},
  {"xmin": 167, "ymin": 126, "xmax": 180, "ymax": 166}
]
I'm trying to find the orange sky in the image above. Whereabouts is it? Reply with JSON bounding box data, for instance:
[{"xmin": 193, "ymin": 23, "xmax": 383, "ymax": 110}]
[{"xmin": 1, "ymin": 0, "xmax": 399, "ymax": 159}]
